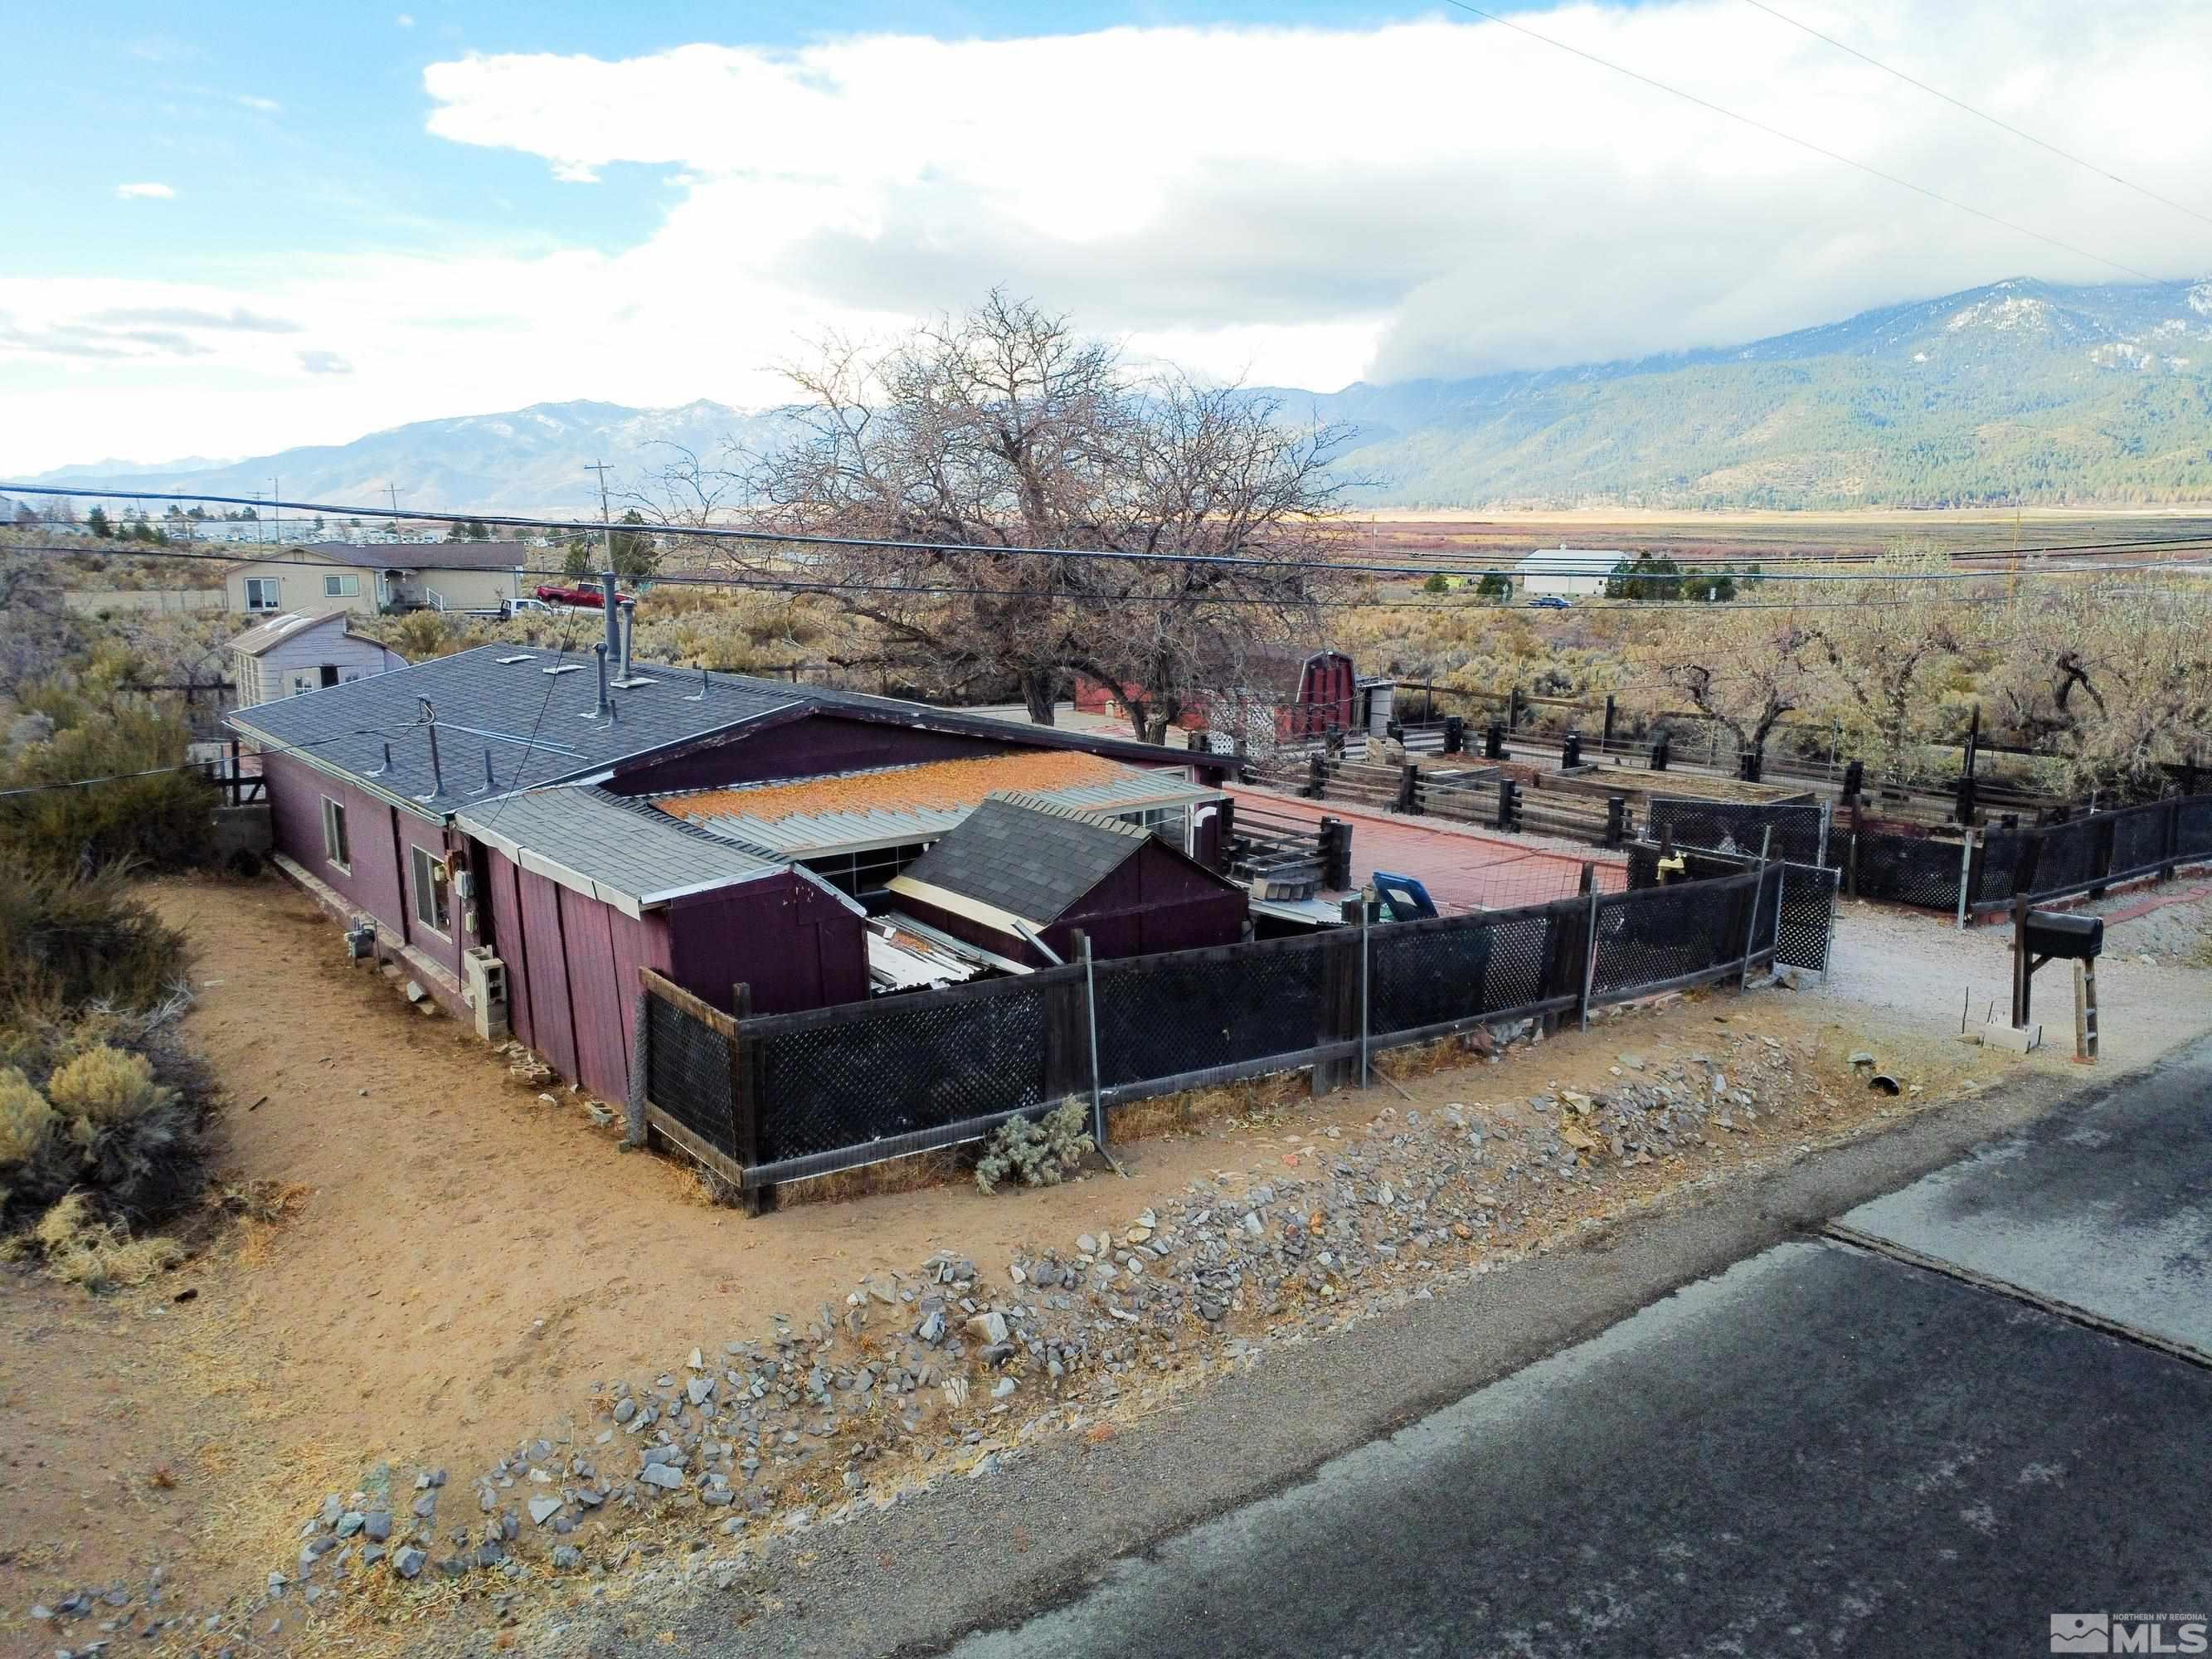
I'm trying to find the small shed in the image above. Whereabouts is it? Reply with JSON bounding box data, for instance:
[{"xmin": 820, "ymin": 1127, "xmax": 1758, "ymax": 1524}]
[
  {"xmin": 227, "ymin": 611, "xmax": 409, "ymax": 707},
  {"xmin": 886, "ymin": 793, "xmax": 1248, "ymax": 968},
  {"xmin": 1512, "ymin": 547, "xmax": 1619, "ymax": 599}
]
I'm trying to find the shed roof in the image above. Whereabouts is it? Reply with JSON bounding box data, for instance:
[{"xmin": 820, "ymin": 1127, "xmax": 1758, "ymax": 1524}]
[
  {"xmin": 457, "ymin": 785, "xmax": 796, "ymax": 917},
  {"xmin": 887, "ymin": 795, "xmax": 1159, "ymax": 927},
  {"xmin": 226, "ymin": 611, "xmax": 363, "ymax": 657},
  {"xmin": 229, "ymin": 643, "xmax": 1213, "ymax": 820},
  {"xmin": 654, "ymin": 752, "xmax": 1221, "ymax": 857}
]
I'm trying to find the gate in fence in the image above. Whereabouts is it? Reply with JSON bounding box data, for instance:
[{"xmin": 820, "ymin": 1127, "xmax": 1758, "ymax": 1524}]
[
  {"xmin": 1625, "ymin": 844, "xmax": 1838, "ymax": 975},
  {"xmin": 635, "ymin": 862, "xmax": 1791, "ymax": 1204}
]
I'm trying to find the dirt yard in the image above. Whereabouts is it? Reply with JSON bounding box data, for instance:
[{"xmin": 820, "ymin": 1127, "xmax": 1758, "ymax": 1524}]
[{"xmin": 4, "ymin": 872, "xmax": 2210, "ymax": 1653}]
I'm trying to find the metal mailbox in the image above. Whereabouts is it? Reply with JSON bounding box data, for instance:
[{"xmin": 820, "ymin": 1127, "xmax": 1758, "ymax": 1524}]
[{"xmin": 2023, "ymin": 910, "xmax": 2103, "ymax": 961}]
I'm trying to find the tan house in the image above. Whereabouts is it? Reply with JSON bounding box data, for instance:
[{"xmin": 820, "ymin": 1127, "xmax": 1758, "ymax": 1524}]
[
  {"xmin": 227, "ymin": 611, "xmax": 410, "ymax": 708},
  {"xmin": 226, "ymin": 541, "xmax": 529, "ymax": 618}
]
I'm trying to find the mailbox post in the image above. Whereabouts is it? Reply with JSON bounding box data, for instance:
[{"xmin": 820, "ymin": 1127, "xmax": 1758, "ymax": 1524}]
[{"xmin": 2010, "ymin": 900, "xmax": 2103, "ymax": 1051}]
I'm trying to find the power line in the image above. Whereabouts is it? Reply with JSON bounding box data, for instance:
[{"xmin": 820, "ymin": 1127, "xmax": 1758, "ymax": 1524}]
[
  {"xmin": 10, "ymin": 484, "xmax": 2212, "ymax": 582},
  {"xmin": 1435, "ymin": 0, "xmax": 2160, "ymax": 281},
  {"xmin": 1740, "ymin": 0, "xmax": 2212, "ymax": 234}
]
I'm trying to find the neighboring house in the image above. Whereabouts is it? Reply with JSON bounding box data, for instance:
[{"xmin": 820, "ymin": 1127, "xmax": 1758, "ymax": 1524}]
[
  {"xmin": 227, "ymin": 643, "xmax": 1236, "ymax": 1105},
  {"xmin": 226, "ymin": 541, "xmax": 529, "ymax": 617},
  {"xmin": 226, "ymin": 611, "xmax": 410, "ymax": 707},
  {"xmin": 887, "ymin": 794, "xmax": 1249, "ymax": 968},
  {"xmin": 1511, "ymin": 547, "xmax": 1620, "ymax": 599}
]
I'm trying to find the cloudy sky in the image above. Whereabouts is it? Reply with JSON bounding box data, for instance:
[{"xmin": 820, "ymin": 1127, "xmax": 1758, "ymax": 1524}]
[{"xmin": 2, "ymin": 0, "xmax": 2208, "ymax": 473}]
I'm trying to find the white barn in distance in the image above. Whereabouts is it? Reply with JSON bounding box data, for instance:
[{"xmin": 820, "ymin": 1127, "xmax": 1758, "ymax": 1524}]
[{"xmin": 1512, "ymin": 546, "xmax": 1621, "ymax": 599}]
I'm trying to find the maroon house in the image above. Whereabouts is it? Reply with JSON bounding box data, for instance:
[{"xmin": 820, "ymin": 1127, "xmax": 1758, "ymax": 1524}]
[{"xmin": 229, "ymin": 644, "xmax": 1237, "ymax": 1104}]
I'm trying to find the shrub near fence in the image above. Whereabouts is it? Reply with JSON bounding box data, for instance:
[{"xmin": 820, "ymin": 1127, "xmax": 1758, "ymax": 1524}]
[{"xmin": 634, "ymin": 861, "xmax": 1792, "ymax": 1202}]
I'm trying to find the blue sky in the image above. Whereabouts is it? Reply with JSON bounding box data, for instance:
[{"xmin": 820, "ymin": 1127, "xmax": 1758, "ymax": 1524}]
[{"xmin": 3, "ymin": 1, "xmax": 2206, "ymax": 472}]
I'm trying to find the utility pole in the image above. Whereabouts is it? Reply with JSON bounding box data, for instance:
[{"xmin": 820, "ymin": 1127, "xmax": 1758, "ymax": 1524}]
[
  {"xmin": 585, "ymin": 460, "xmax": 616, "ymax": 576},
  {"xmin": 385, "ymin": 482, "xmax": 406, "ymax": 542},
  {"xmin": 270, "ymin": 475, "xmax": 280, "ymax": 547}
]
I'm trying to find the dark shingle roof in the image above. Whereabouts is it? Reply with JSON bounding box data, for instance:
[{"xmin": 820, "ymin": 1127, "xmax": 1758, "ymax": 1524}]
[
  {"xmin": 229, "ymin": 644, "xmax": 1205, "ymax": 820},
  {"xmin": 457, "ymin": 786, "xmax": 790, "ymax": 915},
  {"xmin": 230, "ymin": 644, "xmax": 802, "ymax": 809},
  {"xmin": 891, "ymin": 795, "xmax": 1155, "ymax": 926}
]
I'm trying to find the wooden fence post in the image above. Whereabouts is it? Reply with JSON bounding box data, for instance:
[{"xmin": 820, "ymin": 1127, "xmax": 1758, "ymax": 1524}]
[
  {"xmin": 729, "ymin": 983, "xmax": 772, "ymax": 1215},
  {"xmin": 1315, "ymin": 902, "xmax": 1362, "ymax": 1094},
  {"xmin": 1397, "ymin": 762, "xmax": 1420, "ymax": 815}
]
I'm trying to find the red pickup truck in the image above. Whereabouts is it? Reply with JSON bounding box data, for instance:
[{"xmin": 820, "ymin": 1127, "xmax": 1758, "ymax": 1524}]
[{"xmin": 532, "ymin": 583, "xmax": 636, "ymax": 609}]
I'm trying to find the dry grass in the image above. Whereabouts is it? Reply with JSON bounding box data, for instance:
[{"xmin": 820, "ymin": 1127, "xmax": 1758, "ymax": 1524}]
[{"xmin": 24, "ymin": 1190, "xmax": 182, "ymax": 1292}]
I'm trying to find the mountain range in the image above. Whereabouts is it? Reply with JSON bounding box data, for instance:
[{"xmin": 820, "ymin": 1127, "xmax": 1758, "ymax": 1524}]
[{"xmin": 20, "ymin": 277, "xmax": 2212, "ymax": 514}]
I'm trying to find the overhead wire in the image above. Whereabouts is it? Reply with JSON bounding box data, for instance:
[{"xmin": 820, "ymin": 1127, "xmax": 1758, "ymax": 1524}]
[
  {"xmin": 1433, "ymin": 0, "xmax": 2161, "ymax": 280},
  {"xmin": 1738, "ymin": 0, "xmax": 2212, "ymax": 234}
]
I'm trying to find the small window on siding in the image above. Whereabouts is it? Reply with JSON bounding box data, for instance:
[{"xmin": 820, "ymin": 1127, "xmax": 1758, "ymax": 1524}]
[
  {"xmin": 323, "ymin": 573, "xmax": 361, "ymax": 598},
  {"xmin": 245, "ymin": 577, "xmax": 280, "ymax": 611},
  {"xmin": 411, "ymin": 845, "xmax": 451, "ymax": 935},
  {"xmin": 321, "ymin": 798, "xmax": 350, "ymax": 869}
]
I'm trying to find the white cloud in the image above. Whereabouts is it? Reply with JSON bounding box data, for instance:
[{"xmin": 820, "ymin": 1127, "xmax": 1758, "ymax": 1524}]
[
  {"xmin": 297, "ymin": 349, "xmax": 353, "ymax": 375},
  {"xmin": 396, "ymin": 12, "xmax": 414, "ymax": 27},
  {"xmin": 235, "ymin": 94, "xmax": 281, "ymax": 114},
  {"xmin": 114, "ymin": 182, "xmax": 176, "ymax": 200},
  {"xmin": 12, "ymin": 1, "xmax": 2212, "ymax": 472}
]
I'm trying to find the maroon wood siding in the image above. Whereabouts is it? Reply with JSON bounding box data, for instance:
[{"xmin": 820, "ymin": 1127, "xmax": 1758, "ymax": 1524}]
[
  {"xmin": 264, "ymin": 752, "xmax": 419, "ymax": 932},
  {"xmin": 664, "ymin": 872, "xmax": 868, "ymax": 1015}
]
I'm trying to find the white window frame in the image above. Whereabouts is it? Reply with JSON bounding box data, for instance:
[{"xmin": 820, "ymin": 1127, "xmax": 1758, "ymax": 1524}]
[
  {"xmin": 321, "ymin": 797, "xmax": 351, "ymax": 872},
  {"xmin": 410, "ymin": 845, "xmax": 452, "ymax": 937},
  {"xmin": 245, "ymin": 577, "xmax": 280, "ymax": 611},
  {"xmin": 323, "ymin": 573, "xmax": 361, "ymax": 598}
]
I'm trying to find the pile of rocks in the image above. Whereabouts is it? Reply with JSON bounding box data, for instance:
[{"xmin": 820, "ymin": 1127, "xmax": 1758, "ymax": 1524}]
[{"xmin": 58, "ymin": 1019, "xmax": 1817, "ymax": 1649}]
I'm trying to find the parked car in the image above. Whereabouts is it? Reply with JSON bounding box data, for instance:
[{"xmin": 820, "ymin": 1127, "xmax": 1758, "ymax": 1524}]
[
  {"xmin": 500, "ymin": 596, "xmax": 555, "ymax": 618},
  {"xmin": 1525, "ymin": 596, "xmax": 1573, "ymax": 610},
  {"xmin": 532, "ymin": 583, "xmax": 636, "ymax": 610}
]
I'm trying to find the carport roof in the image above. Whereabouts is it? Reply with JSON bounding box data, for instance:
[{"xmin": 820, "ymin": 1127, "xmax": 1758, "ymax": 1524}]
[{"xmin": 457, "ymin": 786, "xmax": 800, "ymax": 917}]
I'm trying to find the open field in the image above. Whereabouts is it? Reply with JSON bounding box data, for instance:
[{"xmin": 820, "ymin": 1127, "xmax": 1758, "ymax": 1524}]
[{"xmin": 1344, "ymin": 506, "xmax": 2212, "ymax": 565}]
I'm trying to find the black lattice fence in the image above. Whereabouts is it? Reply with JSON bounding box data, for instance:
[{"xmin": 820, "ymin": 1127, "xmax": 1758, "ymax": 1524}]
[
  {"xmin": 1965, "ymin": 791, "xmax": 2212, "ymax": 915},
  {"xmin": 749, "ymin": 975, "xmax": 1059, "ymax": 1165},
  {"xmin": 637, "ymin": 862, "xmax": 1820, "ymax": 1200},
  {"xmin": 1647, "ymin": 798, "xmax": 1827, "ymax": 867},
  {"xmin": 1589, "ymin": 866, "xmax": 1776, "ymax": 1003},
  {"xmin": 1852, "ymin": 829, "xmax": 1968, "ymax": 910},
  {"xmin": 1775, "ymin": 864, "xmax": 1839, "ymax": 973},
  {"xmin": 1623, "ymin": 846, "xmax": 1835, "ymax": 975},
  {"xmin": 1090, "ymin": 933, "xmax": 1332, "ymax": 1091},
  {"xmin": 644, "ymin": 988, "xmax": 737, "ymax": 1153}
]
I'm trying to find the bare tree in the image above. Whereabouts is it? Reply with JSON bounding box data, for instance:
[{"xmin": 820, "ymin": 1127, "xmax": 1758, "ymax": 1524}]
[
  {"xmin": 1632, "ymin": 604, "xmax": 1823, "ymax": 767},
  {"xmin": 747, "ymin": 291, "xmax": 1360, "ymax": 729},
  {"xmin": 1805, "ymin": 550, "xmax": 1967, "ymax": 781},
  {"xmin": 1983, "ymin": 575, "xmax": 2212, "ymax": 792}
]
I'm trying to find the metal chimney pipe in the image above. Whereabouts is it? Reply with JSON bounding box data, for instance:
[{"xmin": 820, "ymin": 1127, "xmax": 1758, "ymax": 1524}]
[
  {"xmin": 600, "ymin": 572, "xmax": 620, "ymax": 668},
  {"xmin": 619, "ymin": 600, "xmax": 634, "ymax": 681},
  {"xmin": 594, "ymin": 641, "xmax": 610, "ymax": 719}
]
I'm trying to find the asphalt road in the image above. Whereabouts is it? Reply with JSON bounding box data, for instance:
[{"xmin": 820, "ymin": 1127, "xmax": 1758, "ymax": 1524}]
[
  {"xmin": 953, "ymin": 1037, "xmax": 2212, "ymax": 1659},
  {"xmin": 551, "ymin": 1042, "xmax": 2208, "ymax": 1659}
]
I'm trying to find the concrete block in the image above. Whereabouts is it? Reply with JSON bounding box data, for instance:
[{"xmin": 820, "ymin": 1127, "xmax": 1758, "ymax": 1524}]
[{"xmin": 1980, "ymin": 1021, "xmax": 2042, "ymax": 1053}]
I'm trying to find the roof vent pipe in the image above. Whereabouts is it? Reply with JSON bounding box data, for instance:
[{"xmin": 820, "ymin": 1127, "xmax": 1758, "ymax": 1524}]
[
  {"xmin": 594, "ymin": 641, "xmax": 610, "ymax": 720},
  {"xmin": 601, "ymin": 572, "xmax": 620, "ymax": 668},
  {"xmin": 619, "ymin": 600, "xmax": 634, "ymax": 681}
]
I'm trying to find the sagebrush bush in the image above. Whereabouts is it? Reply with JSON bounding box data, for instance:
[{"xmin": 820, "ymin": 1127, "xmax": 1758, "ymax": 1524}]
[
  {"xmin": 0, "ymin": 698, "xmax": 214, "ymax": 874},
  {"xmin": 27, "ymin": 1191, "xmax": 182, "ymax": 1292},
  {"xmin": 47, "ymin": 1044, "xmax": 171, "ymax": 1129},
  {"xmin": 0, "ymin": 1068, "xmax": 56, "ymax": 1165},
  {"xmin": 0, "ymin": 859, "xmax": 190, "ymax": 1012}
]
